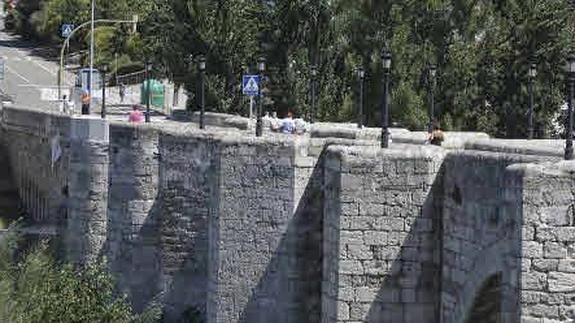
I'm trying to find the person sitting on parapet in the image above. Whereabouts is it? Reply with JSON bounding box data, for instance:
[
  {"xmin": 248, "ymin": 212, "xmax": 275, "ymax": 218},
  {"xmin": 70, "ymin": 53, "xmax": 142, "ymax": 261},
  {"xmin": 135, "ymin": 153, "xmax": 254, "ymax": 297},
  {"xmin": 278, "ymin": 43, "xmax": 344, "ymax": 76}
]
[
  {"xmin": 128, "ymin": 105, "xmax": 144, "ymax": 123},
  {"xmin": 281, "ymin": 111, "xmax": 296, "ymax": 134},
  {"xmin": 428, "ymin": 120, "xmax": 445, "ymax": 146}
]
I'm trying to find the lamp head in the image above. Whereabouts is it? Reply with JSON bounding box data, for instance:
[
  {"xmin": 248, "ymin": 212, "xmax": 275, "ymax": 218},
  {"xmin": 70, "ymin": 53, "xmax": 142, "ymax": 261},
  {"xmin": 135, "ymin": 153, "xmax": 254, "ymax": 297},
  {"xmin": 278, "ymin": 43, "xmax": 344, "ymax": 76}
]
[
  {"xmin": 311, "ymin": 65, "xmax": 318, "ymax": 77},
  {"xmin": 529, "ymin": 63, "xmax": 537, "ymax": 78},
  {"xmin": 429, "ymin": 65, "xmax": 437, "ymax": 79},
  {"xmin": 258, "ymin": 57, "xmax": 266, "ymax": 73},
  {"xmin": 381, "ymin": 49, "xmax": 392, "ymax": 70},
  {"xmin": 197, "ymin": 55, "xmax": 206, "ymax": 71},
  {"xmin": 357, "ymin": 66, "xmax": 365, "ymax": 78},
  {"xmin": 566, "ymin": 52, "xmax": 575, "ymax": 74}
]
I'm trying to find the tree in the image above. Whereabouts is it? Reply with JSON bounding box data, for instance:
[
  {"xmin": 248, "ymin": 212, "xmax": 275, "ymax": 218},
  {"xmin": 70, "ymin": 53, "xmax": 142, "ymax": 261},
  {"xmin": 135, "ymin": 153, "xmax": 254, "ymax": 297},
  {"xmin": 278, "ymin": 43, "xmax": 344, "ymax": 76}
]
[
  {"xmin": 0, "ymin": 228, "xmax": 160, "ymax": 323},
  {"xmin": 7, "ymin": 0, "xmax": 575, "ymax": 137}
]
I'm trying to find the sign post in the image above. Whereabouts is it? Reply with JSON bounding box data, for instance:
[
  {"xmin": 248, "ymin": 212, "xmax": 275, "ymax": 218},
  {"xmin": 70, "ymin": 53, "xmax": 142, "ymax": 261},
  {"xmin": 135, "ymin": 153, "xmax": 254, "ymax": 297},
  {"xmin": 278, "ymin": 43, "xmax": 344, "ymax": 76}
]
[{"xmin": 242, "ymin": 74, "xmax": 260, "ymax": 122}]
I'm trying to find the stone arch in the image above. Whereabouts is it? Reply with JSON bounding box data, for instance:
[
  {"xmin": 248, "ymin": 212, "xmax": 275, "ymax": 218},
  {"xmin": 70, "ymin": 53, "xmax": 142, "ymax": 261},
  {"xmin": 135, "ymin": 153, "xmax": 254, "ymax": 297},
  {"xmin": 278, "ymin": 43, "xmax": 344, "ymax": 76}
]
[
  {"xmin": 445, "ymin": 239, "xmax": 519, "ymax": 323},
  {"xmin": 463, "ymin": 273, "xmax": 503, "ymax": 323}
]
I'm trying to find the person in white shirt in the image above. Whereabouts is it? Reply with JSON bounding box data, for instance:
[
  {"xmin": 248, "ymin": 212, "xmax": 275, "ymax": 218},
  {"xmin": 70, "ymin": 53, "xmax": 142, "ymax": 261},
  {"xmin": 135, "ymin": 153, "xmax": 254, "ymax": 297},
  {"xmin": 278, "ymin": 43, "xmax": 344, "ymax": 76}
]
[
  {"xmin": 61, "ymin": 95, "xmax": 75, "ymax": 115},
  {"xmin": 281, "ymin": 111, "xmax": 295, "ymax": 134}
]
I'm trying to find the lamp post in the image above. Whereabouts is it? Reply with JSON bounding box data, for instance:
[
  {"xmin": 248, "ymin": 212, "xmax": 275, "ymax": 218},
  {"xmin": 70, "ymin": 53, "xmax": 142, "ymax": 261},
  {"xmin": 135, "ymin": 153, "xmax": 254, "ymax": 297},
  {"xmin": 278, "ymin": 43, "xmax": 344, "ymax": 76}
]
[
  {"xmin": 427, "ymin": 64, "xmax": 437, "ymax": 134},
  {"xmin": 144, "ymin": 60, "xmax": 152, "ymax": 123},
  {"xmin": 89, "ymin": 0, "xmax": 95, "ymax": 112},
  {"xmin": 256, "ymin": 57, "xmax": 266, "ymax": 137},
  {"xmin": 357, "ymin": 66, "xmax": 365, "ymax": 128},
  {"xmin": 528, "ymin": 63, "xmax": 537, "ymax": 139},
  {"xmin": 197, "ymin": 55, "xmax": 206, "ymax": 129},
  {"xmin": 565, "ymin": 53, "xmax": 575, "ymax": 160},
  {"xmin": 100, "ymin": 64, "xmax": 108, "ymax": 119},
  {"xmin": 310, "ymin": 64, "xmax": 318, "ymax": 124},
  {"xmin": 381, "ymin": 49, "xmax": 392, "ymax": 148}
]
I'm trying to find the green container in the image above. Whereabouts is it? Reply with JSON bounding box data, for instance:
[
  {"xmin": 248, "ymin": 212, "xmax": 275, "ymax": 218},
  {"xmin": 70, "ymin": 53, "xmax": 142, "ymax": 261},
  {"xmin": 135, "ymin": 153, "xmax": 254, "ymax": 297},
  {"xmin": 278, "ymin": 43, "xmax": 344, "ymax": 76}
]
[{"xmin": 141, "ymin": 79, "xmax": 165, "ymax": 108}]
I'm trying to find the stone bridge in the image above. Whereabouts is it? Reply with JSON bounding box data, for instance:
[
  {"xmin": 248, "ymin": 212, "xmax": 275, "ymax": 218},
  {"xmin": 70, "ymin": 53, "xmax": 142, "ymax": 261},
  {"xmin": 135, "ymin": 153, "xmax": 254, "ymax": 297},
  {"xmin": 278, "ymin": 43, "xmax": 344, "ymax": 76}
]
[{"xmin": 0, "ymin": 104, "xmax": 573, "ymax": 323}]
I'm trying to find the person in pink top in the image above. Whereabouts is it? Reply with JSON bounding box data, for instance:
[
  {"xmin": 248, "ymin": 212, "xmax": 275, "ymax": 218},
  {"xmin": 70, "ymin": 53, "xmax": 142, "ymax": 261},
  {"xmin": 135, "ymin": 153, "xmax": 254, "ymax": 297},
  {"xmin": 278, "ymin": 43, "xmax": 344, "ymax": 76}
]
[{"xmin": 128, "ymin": 105, "xmax": 145, "ymax": 123}]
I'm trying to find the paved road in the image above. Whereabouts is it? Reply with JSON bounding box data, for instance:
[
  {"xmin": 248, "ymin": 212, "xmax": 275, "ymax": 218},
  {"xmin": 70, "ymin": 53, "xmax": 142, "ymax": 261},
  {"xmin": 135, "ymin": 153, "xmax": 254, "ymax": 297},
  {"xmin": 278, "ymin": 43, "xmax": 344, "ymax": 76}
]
[
  {"xmin": 0, "ymin": 9, "xmax": 74, "ymax": 110},
  {"xmin": 0, "ymin": 5, "xmax": 181, "ymax": 121}
]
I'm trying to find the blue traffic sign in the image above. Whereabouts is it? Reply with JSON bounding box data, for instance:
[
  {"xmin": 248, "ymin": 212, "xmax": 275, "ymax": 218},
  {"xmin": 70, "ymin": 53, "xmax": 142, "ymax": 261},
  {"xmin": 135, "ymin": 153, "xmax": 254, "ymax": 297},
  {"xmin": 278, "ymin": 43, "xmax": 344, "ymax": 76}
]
[
  {"xmin": 242, "ymin": 75, "xmax": 260, "ymax": 96},
  {"xmin": 61, "ymin": 24, "xmax": 74, "ymax": 38}
]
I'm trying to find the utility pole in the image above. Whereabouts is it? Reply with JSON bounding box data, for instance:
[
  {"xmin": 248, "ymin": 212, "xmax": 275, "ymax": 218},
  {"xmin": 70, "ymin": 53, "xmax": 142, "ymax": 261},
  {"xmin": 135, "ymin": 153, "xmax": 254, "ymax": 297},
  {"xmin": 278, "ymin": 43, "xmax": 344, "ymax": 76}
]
[
  {"xmin": 528, "ymin": 63, "xmax": 537, "ymax": 139},
  {"xmin": 89, "ymin": 0, "xmax": 95, "ymax": 114}
]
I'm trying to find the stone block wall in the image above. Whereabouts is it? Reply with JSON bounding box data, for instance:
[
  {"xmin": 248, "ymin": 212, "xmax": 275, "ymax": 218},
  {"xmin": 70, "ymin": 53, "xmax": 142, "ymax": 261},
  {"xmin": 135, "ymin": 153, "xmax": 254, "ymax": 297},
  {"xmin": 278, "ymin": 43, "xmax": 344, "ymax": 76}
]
[
  {"xmin": 105, "ymin": 124, "xmax": 161, "ymax": 311},
  {"xmin": 440, "ymin": 151, "xmax": 554, "ymax": 323},
  {"xmin": 2, "ymin": 107, "xmax": 71, "ymax": 225},
  {"xmin": 8, "ymin": 105, "xmax": 575, "ymax": 323},
  {"xmin": 322, "ymin": 145, "xmax": 445, "ymax": 323},
  {"xmin": 514, "ymin": 161, "xmax": 575, "ymax": 322},
  {"xmin": 211, "ymin": 135, "xmax": 302, "ymax": 323},
  {"xmin": 102, "ymin": 127, "xmax": 327, "ymax": 322},
  {"xmin": 66, "ymin": 134, "xmax": 109, "ymax": 263},
  {"xmin": 157, "ymin": 131, "xmax": 217, "ymax": 321}
]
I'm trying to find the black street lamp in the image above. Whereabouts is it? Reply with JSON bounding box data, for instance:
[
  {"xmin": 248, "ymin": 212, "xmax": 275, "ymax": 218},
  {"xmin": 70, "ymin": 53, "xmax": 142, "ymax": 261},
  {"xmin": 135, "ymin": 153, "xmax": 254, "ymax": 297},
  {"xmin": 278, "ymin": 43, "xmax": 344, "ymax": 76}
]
[
  {"xmin": 100, "ymin": 64, "xmax": 108, "ymax": 119},
  {"xmin": 197, "ymin": 55, "xmax": 206, "ymax": 129},
  {"xmin": 144, "ymin": 60, "xmax": 152, "ymax": 123},
  {"xmin": 565, "ymin": 53, "xmax": 575, "ymax": 160},
  {"xmin": 357, "ymin": 66, "xmax": 365, "ymax": 128},
  {"xmin": 381, "ymin": 49, "xmax": 392, "ymax": 148},
  {"xmin": 310, "ymin": 64, "xmax": 318, "ymax": 124},
  {"xmin": 256, "ymin": 57, "xmax": 266, "ymax": 137},
  {"xmin": 427, "ymin": 64, "xmax": 437, "ymax": 134},
  {"xmin": 528, "ymin": 63, "xmax": 537, "ymax": 139}
]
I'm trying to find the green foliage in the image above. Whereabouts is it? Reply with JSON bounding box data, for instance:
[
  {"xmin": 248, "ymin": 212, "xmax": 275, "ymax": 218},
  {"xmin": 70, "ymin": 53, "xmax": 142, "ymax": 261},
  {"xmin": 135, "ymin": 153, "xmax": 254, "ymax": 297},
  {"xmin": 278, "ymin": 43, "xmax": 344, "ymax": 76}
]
[
  {"xmin": 0, "ymin": 228, "xmax": 160, "ymax": 323},
  {"xmin": 8, "ymin": 0, "xmax": 575, "ymax": 137}
]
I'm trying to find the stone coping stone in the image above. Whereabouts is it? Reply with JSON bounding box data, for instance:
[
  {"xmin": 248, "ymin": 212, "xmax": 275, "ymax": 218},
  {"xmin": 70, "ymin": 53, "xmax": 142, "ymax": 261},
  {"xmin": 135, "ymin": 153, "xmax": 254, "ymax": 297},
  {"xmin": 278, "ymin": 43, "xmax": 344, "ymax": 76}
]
[
  {"xmin": 465, "ymin": 139, "xmax": 564, "ymax": 157},
  {"xmin": 507, "ymin": 160, "xmax": 575, "ymax": 177},
  {"xmin": 71, "ymin": 116, "xmax": 109, "ymax": 141},
  {"xmin": 172, "ymin": 110, "xmax": 251, "ymax": 130},
  {"xmin": 310, "ymin": 123, "xmax": 409, "ymax": 140},
  {"xmin": 394, "ymin": 131, "xmax": 490, "ymax": 149},
  {"xmin": 326, "ymin": 143, "xmax": 445, "ymax": 163}
]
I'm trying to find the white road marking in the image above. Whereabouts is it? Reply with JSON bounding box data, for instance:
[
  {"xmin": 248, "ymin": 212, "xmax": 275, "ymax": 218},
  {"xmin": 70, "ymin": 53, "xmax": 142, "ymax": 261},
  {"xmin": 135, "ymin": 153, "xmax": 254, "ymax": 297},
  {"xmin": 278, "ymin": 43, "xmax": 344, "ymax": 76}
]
[
  {"xmin": 5, "ymin": 65, "xmax": 30, "ymax": 83},
  {"xmin": 17, "ymin": 84, "xmax": 55, "ymax": 88},
  {"xmin": 25, "ymin": 56, "xmax": 57, "ymax": 75}
]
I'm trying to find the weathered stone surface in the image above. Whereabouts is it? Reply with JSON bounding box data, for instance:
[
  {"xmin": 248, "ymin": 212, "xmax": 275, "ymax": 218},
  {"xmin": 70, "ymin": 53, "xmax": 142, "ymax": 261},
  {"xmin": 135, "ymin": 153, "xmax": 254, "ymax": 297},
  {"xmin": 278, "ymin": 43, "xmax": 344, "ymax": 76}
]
[
  {"xmin": 548, "ymin": 272, "xmax": 575, "ymax": 293},
  {"xmin": 5, "ymin": 106, "xmax": 575, "ymax": 323}
]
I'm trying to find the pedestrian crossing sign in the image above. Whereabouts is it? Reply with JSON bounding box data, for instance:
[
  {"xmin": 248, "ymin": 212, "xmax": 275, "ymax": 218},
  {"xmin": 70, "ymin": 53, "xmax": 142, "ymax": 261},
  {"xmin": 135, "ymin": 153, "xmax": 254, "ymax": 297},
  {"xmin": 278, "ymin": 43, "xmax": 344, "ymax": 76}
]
[
  {"xmin": 61, "ymin": 24, "xmax": 74, "ymax": 38},
  {"xmin": 242, "ymin": 75, "xmax": 261, "ymax": 96}
]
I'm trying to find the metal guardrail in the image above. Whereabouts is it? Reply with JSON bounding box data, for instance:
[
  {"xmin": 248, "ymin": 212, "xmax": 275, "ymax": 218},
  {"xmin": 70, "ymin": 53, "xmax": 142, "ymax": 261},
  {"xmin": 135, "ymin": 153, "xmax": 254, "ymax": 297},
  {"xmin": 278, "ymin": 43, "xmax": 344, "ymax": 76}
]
[{"xmin": 115, "ymin": 69, "xmax": 146, "ymax": 85}]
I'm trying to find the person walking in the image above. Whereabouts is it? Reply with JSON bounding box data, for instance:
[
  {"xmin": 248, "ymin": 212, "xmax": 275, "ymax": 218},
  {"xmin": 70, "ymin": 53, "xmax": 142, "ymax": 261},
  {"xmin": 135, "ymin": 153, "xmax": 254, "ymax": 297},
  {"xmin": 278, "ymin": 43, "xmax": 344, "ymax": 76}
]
[
  {"xmin": 128, "ymin": 105, "xmax": 144, "ymax": 123},
  {"xmin": 61, "ymin": 95, "xmax": 75, "ymax": 115},
  {"xmin": 119, "ymin": 83, "xmax": 126, "ymax": 103}
]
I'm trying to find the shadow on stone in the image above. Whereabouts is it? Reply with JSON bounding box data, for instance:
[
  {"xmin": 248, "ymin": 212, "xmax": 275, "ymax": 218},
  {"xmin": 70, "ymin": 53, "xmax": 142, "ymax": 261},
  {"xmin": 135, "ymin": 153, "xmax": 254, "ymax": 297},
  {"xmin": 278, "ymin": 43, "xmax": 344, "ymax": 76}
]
[
  {"xmin": 363, "ymin": 162, "xmax": 444, "ymax": 323},
  {"xmin": 237, "ymin": 148, "xmax": 326, "ymax": 323}
]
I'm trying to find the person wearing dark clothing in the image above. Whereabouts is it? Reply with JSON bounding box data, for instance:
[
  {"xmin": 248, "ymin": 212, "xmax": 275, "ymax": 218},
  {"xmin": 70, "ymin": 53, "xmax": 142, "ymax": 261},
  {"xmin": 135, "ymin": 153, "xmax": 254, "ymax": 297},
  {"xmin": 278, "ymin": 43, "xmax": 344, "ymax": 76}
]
[
  {"xmin": 429, "ymin": 121, "xmax": 444, "ymax": 146},
  {"xmin": 81, "ymin": 91, "xmax": 90, "ymax": 115}
]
